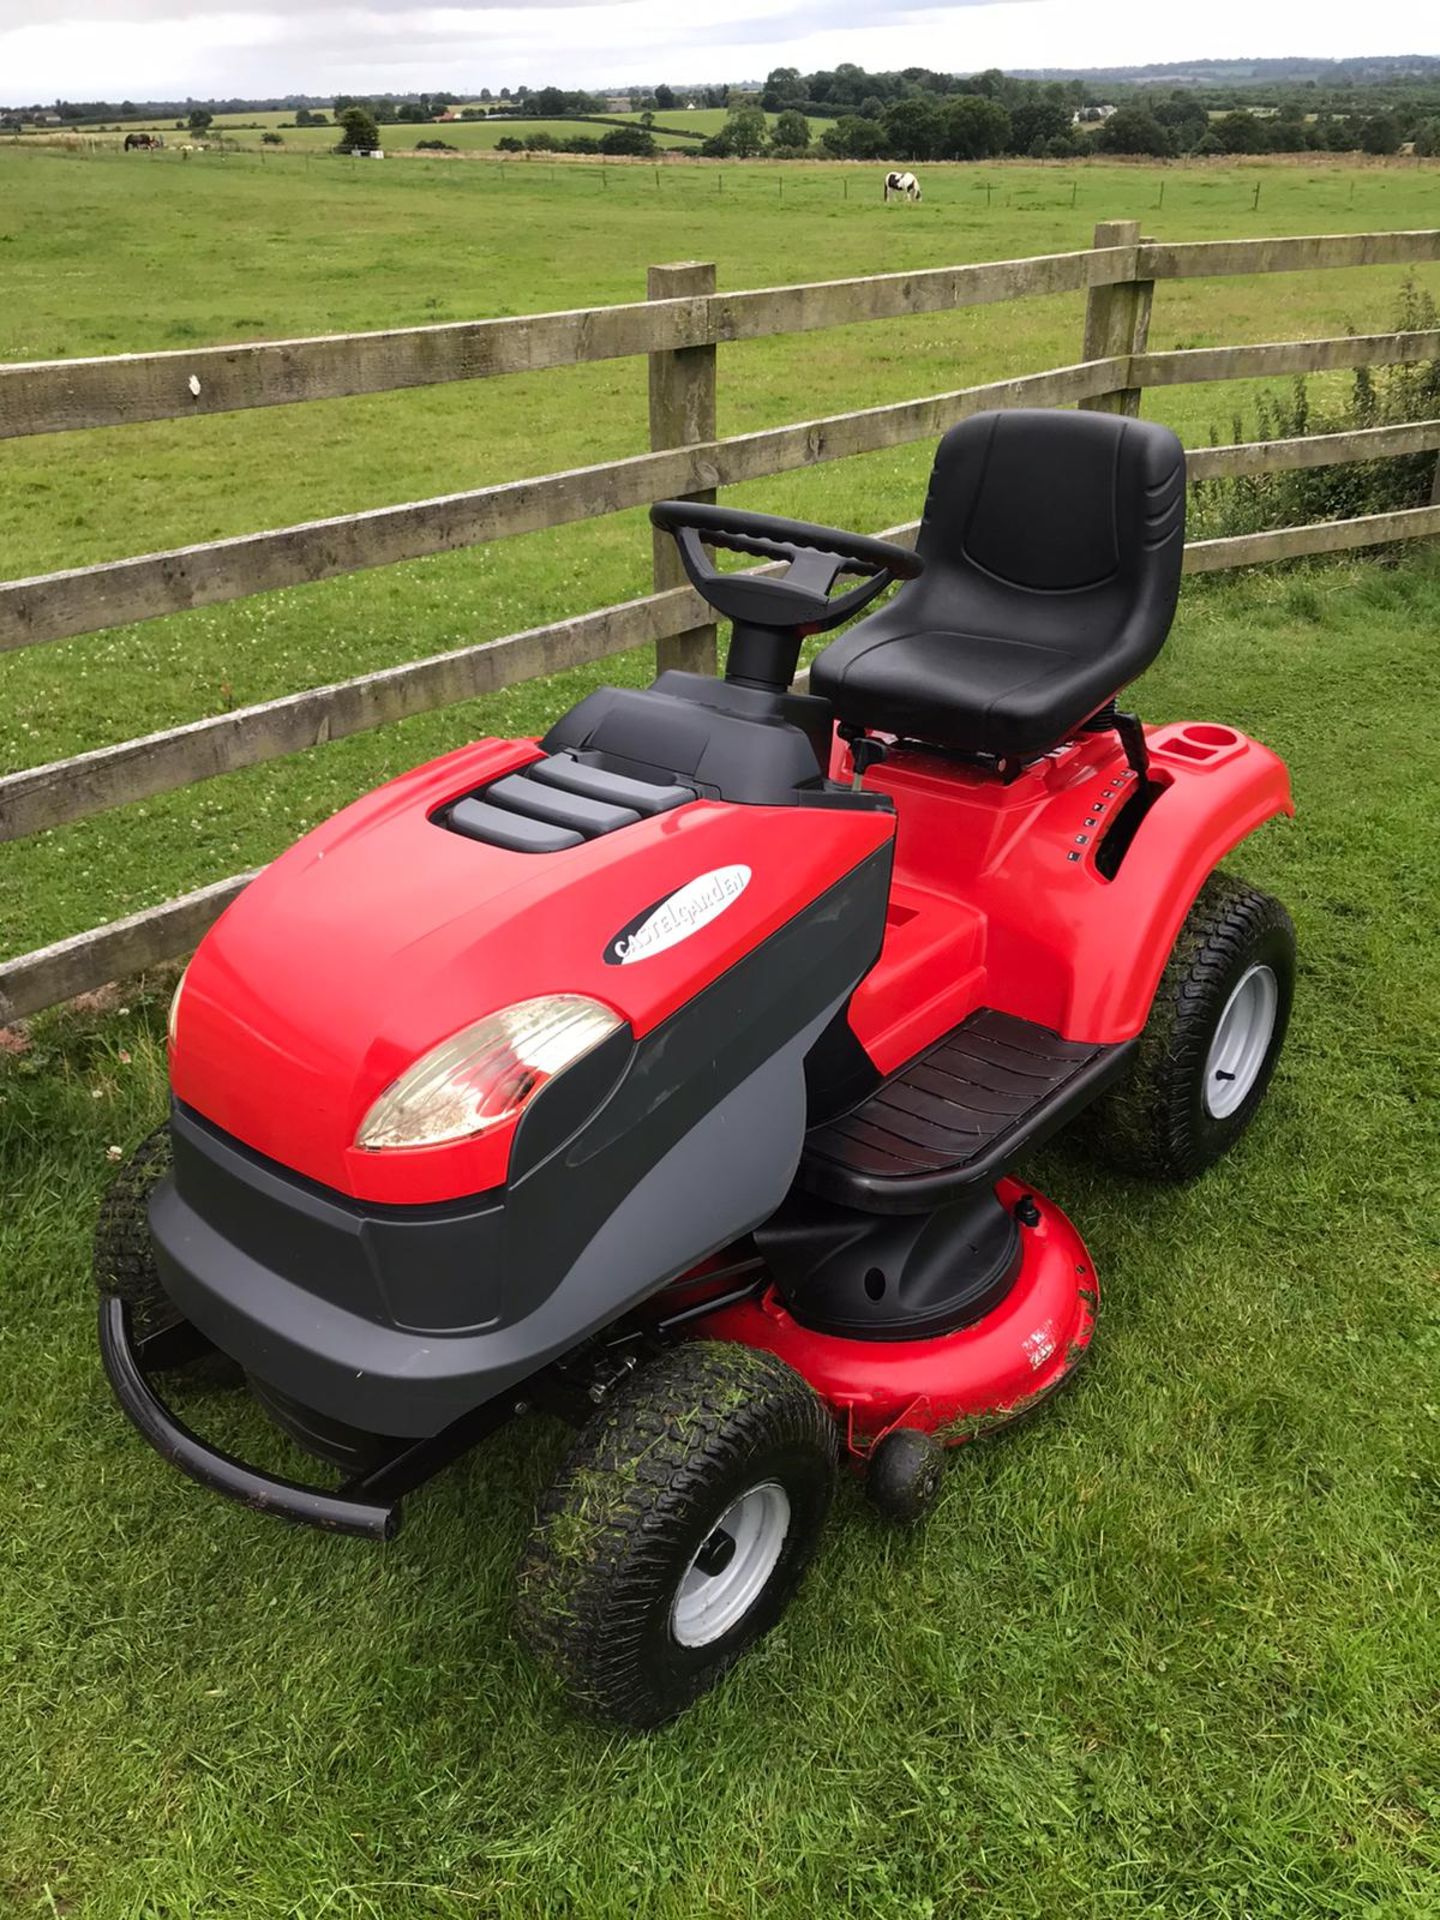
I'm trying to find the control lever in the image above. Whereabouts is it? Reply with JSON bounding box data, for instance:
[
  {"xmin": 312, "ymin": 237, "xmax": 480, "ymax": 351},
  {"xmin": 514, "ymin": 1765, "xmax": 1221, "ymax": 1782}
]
[{"xmin": 843, "ymin": 729, "xmax": 889, "ymax": 793}]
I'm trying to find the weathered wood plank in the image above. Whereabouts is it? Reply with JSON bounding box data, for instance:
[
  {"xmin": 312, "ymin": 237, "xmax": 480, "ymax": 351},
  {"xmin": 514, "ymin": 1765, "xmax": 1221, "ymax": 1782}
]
[
  {"xmin": 1078, "ymin": 219, "xmax": 1153, "ymax": 419},
  {"xmin": 1183, "ymin": 502, "xmax": 1440, "ymax": 572},
  {"xmin": 0, "ymin": 874, "xmax": 258, "ymax": 1023},
  {"xmin": 649, "ymin": 262, "xmax": 719, "ymax": 677},
  {"xmin": 0, "ymin": 582, "xmax": 710, "ymax": 843},
  {"xmin": 0, "ymin": 249, "xmax": 1108, "ymax": 439},
  {"xmin": 0, "ymin": 357, "xmax": 1118, "ymax": 653},
  {"xmin": 1133, "ymin": 329, "xmax": 1440, "ymax": 389},
  {"xmin": 1186, "ymin": 418, "xmax": 1440, "ymax": 480},
  {"xmin": 1139, "ymin": 230, "xmax": 1440, "ymax": 282},
  {"xmin": 9, "ymin": 491, "xmax": 1439, "ymax": 1020},
  {"xmin": 0, "ymin": 522, "xmax": 921, "ymax": 1016},
  {"xmin": 0, "ymin": 521, "xmax": 919, "ymax": 845}
]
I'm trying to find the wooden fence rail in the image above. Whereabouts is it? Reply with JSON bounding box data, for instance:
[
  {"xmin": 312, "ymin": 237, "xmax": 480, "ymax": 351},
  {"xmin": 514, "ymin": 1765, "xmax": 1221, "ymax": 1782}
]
[
  {"xmin": 3, "ymin": 217, "xmax": 1439, "ymax": 1023},
  {"xmin": 6, "ymin": 229, "xmax": 1435, "ymax": 440}
]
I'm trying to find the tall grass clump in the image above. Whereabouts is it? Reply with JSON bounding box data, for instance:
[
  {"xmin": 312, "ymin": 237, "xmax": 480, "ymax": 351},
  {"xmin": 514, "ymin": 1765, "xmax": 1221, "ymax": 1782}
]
[{"xmin": 1190, "ymin": 279, "xmax": 1440, "ymax": 539}]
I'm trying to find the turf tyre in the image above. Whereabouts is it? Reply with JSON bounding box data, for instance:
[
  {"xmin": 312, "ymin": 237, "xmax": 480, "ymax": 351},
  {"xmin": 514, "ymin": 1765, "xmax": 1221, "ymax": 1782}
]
[
  {"xmin": 92, "ymin": 1124, "xmax": 239, "ymax": 1383},
  {"xmin": 1091, "ymin": 871, "xmax": 1295, "ymax": 1181},
  {"xmin": 517, "ymin": 1340, "xmax": 837, "ymax": 1727}
]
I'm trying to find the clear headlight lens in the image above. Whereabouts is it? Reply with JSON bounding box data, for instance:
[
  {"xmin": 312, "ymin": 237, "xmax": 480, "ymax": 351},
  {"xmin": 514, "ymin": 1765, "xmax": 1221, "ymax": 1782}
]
[
  {"xmin": 356, "ymin": 995, "xmax": 623, "ymax": 1151},
  {"xmin": 167, "ymin": 964, "xmax": 190, "ymax": 1048}
]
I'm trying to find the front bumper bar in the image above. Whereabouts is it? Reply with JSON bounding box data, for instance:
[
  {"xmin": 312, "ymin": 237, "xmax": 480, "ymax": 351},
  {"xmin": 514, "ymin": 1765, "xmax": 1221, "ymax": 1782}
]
[{"xmin": 98, "ymin": 1295, "xmax": 512, "ymax": 1540}]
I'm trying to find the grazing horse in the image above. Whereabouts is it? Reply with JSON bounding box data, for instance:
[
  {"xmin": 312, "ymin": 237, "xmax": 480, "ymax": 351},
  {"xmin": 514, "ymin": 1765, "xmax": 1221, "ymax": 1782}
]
[
  {"xmin": 883, "ymin": 170, "xmax": 921, "ymax": 203},
  {"xmin": 123, "ymin": 132, "xmax": 162, "ymax": 151}
]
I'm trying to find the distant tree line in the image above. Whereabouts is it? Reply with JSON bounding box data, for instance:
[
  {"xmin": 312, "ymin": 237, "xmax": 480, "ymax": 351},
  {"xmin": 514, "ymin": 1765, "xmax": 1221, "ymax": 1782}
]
[
  {"xmin": 7, "ymin": 67, "xmax": 1438, "ymax": 161},
  {"xmin": 759, "ymin": 63, "xmax": 1440, "ymax": 159}
]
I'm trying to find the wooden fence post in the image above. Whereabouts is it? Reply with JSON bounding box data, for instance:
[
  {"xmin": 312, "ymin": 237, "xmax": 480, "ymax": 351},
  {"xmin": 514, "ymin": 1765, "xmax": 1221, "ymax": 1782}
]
[
  {"xmin": 648, "ymin": 261, "xmax": 718, "ymax": 675},
  {"xmin": 1078, "ymin": 218, "xmax": 1154, "ymax": 417}
]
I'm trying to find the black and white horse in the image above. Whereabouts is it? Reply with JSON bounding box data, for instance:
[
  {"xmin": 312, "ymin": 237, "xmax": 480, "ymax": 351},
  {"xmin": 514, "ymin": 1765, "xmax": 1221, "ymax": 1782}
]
[{"xmin": 883, "ymin": 170, "xmax": 921, "ymax": 203}]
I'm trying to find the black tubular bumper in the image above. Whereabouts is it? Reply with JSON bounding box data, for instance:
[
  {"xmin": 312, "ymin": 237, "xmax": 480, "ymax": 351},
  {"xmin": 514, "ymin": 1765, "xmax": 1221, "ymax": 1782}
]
[{"xmin": 98, "ymin": 1295, "xmax": 511, "ymax": 1539}]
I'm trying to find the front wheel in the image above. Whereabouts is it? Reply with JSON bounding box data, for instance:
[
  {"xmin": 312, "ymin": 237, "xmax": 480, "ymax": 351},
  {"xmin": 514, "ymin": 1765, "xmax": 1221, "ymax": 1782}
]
[
  {"xmin": 93, "ymin": 1125, "xmax": 240, "ymax": 1385},
  {"xmin": 516, "ymin": 1341, "xmax": 837, "ymax": 1727},
  {"xmin": 1091, "ymin": 871, "xmax": 1295, "ymax": 1181}
]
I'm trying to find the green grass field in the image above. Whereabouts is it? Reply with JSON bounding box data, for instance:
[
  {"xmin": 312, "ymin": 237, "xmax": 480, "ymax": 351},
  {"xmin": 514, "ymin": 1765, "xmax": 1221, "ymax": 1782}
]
[
  {"xmin": 3, "ymin": 143, "xmax": 1440, "ymax": 1915},
  {"xmin": 4, "ymin": 553, "xmax": 1439, "ymax": 1916},
  {"xmin": 3, "ymin": 145, "xmax": 1438, "ymax": 955},
  {"xmin": 5, "ymin": 106, "xmax": 836, "ymax": 153}
]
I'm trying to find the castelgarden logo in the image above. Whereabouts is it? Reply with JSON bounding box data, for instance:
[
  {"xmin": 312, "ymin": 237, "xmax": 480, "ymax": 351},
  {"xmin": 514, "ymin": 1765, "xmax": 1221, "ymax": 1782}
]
[{"xmin": 604, "ymin": 866, "xmax": 751, "ymax": 966}]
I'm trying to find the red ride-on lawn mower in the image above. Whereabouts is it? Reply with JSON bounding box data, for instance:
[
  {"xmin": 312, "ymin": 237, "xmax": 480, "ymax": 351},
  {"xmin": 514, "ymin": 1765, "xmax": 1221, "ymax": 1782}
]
[{"xmin": 96, "ymin": 409, "xmax": 1295, "ymax": 1725}]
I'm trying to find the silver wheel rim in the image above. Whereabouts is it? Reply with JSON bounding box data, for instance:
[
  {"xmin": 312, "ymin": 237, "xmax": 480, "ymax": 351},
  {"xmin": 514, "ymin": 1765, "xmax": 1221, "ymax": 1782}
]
[
  {"xmin": 1203, "ymin": 963, "xmax": 1278, "ymax": 1119},
  {"xmin": 670, "ymin": 1481, "xmax": 791, "ymax": 1648}
]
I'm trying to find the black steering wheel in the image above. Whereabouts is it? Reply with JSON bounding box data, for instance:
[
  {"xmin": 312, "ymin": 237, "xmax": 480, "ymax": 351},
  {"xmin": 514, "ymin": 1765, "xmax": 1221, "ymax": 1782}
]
[{"xmin": 650, "ymin": 500, "xmax": 923, "ymax": 636}]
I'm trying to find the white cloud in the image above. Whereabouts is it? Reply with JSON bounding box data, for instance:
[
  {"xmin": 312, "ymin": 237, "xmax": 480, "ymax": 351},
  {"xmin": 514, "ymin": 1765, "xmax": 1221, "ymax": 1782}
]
[{"xmin": 0, "ymin": 0, "xmax": 1433, "ymax": 101}]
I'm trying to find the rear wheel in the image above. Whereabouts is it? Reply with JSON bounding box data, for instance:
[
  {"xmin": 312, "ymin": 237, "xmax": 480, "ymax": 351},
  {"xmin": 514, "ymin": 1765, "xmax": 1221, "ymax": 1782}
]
[
  {"xmin": 1092, "ymin": 871, "xmax": 1295, "ymax": 1181},
  {"xmin": 517, "ymin": 1341, "xmax": 837, "ymax": 1727}
]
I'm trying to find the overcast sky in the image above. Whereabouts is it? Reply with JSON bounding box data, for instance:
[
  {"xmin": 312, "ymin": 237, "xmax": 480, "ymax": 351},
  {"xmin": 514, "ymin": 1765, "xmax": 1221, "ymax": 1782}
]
[{"xmin": 2, "ymin": 0, "xmax": 1433, "ymax": 103}]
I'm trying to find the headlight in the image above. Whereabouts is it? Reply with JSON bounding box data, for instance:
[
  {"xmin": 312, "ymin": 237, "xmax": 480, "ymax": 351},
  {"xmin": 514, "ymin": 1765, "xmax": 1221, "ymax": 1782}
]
[
  {"xmin": 167, "ymin": 964, "xmax": 190, "ymax": 1048},
  {"xmin": 356, "ymin": 995, "xmax": 623, "ymax": 1151}
]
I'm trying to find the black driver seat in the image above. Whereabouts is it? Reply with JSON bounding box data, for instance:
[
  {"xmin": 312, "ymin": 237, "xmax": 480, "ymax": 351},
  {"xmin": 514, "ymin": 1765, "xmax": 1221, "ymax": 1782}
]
[{"xmin": 810, "ymin": 409, "xmax": 1187, "ymax": 764}]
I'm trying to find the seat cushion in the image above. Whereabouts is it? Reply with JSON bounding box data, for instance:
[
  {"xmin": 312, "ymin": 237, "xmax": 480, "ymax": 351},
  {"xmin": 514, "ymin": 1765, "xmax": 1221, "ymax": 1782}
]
[
  {"xmin": 810, "ymin": 409, "xmax": 1187, "ymax": 762},
  {"xmin": 811, "ymin": 619, "xmax": 1125, "ymax": 762}
]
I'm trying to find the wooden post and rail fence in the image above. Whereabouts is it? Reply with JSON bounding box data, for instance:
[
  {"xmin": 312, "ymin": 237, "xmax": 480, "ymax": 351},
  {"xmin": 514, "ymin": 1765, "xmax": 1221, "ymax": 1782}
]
[{"xmin": 2, "ymin": 219, "xmax": 1439, "ymax": 1021}]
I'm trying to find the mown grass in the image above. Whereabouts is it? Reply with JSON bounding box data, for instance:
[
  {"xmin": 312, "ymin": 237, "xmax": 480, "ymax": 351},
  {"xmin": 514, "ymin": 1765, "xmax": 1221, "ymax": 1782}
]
[
  {"xmin": 3, "ymin": 142, "xmax": 1440, "ymax": 1914},
  {"xmin": 3, "ymin": 550, "xmax": 1439, "ymax": 1916}
]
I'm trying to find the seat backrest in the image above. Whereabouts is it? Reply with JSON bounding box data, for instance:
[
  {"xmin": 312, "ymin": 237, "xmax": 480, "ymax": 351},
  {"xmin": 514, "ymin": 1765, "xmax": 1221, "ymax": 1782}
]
[{"xmin": 910, "ymin": 408, "xmax": 1186, "ymax": 669}]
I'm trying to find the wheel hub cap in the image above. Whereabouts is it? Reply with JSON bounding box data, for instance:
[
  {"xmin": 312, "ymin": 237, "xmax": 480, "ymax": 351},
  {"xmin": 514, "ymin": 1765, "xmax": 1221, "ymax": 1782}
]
[
  {"xmin": 1203, "ymin": 963, "xmax": 1278, "ymax": 1119},
  {"xmin": 671, "ymin": 1481, "xmax": 791, "ymax": 1648}
]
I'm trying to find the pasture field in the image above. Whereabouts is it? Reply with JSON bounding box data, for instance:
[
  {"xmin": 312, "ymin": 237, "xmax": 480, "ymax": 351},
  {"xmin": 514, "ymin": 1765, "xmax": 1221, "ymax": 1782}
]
[
  {"xmin": 5, "ymin": 106, "xmax": 833, "ymax": 153},
  {"xmin": 2, "ymin": 141, "xmax": 1440, "ymax": 1916},
  {"xmin": 3, "ymin": 144, "xmax": 1438, "ymax": 954}
]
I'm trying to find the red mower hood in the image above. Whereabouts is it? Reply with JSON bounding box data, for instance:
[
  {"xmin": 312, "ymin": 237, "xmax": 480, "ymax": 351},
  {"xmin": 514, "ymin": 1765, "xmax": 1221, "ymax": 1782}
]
[{"xmin": 170, "ymin": 737, "xmax": 892, "ymax": 1204}]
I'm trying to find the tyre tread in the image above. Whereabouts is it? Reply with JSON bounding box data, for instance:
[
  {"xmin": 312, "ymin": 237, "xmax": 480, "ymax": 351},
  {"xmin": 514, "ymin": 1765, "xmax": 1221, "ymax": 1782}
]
[{"xmin": 517, "ymin": 1341, "xmax": 835, "ymax": 1725}]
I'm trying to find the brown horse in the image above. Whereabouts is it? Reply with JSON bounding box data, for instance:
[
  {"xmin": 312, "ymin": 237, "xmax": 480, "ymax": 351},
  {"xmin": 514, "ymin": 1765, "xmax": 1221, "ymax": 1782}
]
[{"xmin": 123, "ymin": 132, "xmax": 163, "ymax": 151}]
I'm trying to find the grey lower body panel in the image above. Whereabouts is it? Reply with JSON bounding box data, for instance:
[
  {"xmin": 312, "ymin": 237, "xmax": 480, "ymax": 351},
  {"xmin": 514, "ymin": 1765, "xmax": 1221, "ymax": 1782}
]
[{"xmin": 150, "ymin": 845, "xmax": 892, "ymax": 1436}]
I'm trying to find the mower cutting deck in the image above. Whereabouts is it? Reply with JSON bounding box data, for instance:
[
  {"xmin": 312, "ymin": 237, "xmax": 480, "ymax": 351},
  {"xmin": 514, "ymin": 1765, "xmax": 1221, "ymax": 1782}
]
[{"xmin": 95, "ymin": 408, "xmax": 1295, "ymax": 1726}]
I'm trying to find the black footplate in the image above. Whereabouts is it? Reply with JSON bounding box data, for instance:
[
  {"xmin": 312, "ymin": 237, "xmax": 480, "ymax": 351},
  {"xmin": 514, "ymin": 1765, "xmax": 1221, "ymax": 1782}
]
[{"xmin": 802, "ymin": 1009, "xmax": 1134, "ymax": 1213}]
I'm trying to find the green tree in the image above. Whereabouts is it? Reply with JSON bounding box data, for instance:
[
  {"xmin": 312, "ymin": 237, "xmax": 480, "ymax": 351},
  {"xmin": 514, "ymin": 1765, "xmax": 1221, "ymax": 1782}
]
[
  {"xmin": 654, "ymin": 84, "xmax": 675, "ymax": 110},
  {"xmin": 261, "ymin": 131, "xmax": 282, "ymax": 145},
  {"xmin": 940, "ymin": 93, "xmax": 1011, "ymax": 159},
  {"xmin": 1097, "ymin": 106, "xmax": 1173, "ymax": 156},
  {"xmin": 771, "ymin": 109, "xmax": 810, "ymax": 151},
  {"xmin": 1358, "ymin": 112, "xmax": 1402, "ymax": 155},
  {"xmin": 1007, "ymin": 98, "xmax": 1070, "ymax": 153},
  {"xmin": 335, "ymin": 104, "xmax": 380, "ymax": 152},
  {"xmin": 187, "ymin": 108, "xmax": 212, "ymax": 135},
  {"xmin": 761, "ymin": 66, "xmax": 804, "ymax": 112},
  {"xmin": 881, "ymin": 95, "xmax": 942, "ymax": 160},
  {"xmin": 1213, "ymin": 109, "xmax": 1264, "ymax": 153},
  {"xmin": 598, "ymin": 124, "xmax": 656, "ymax": 156},
  {"xmin": 1152, "ymin": 95, "xmax": 1210, "ymax": 151},
  {"xmin": 820, "ymin": 115, "xmax": 886, "ymax": 160},
  {"xmin": 723, "ymin": 102, "xmax": 769, "ymax": 157}
]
